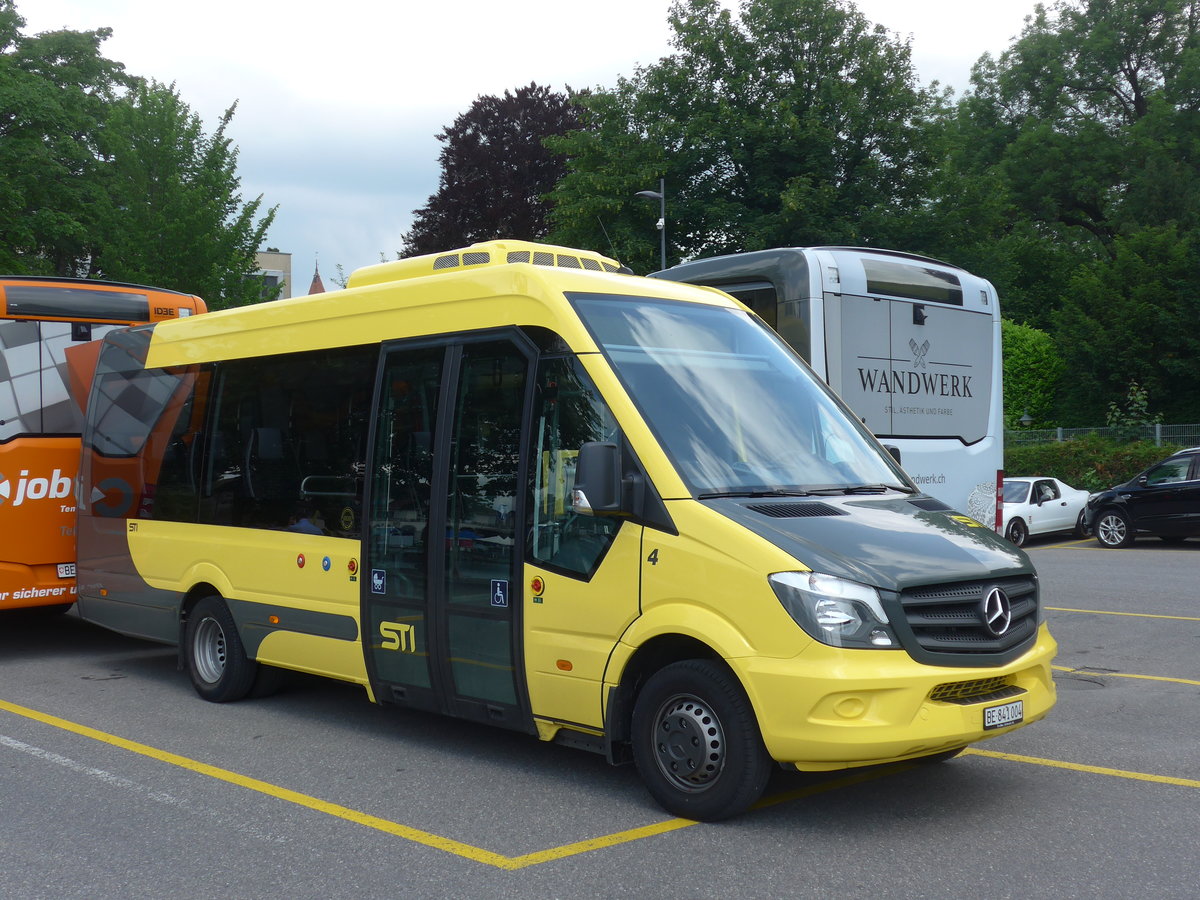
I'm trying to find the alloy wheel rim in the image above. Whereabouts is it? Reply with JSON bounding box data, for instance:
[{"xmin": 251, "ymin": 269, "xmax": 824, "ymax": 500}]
[{"xmin": 1098, "ymin": 515, "xmax": 1126, "ymax": 546}]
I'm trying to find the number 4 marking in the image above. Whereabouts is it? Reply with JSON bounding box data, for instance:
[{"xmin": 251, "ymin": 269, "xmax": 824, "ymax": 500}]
[{"xmin": 646, "ymin": 549, "xmax": 659, "ymax": 566}]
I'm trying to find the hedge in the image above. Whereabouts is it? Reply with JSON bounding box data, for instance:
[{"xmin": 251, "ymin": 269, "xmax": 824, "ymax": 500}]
[{"xmin": 1004, "ymin": 434, "xmax": 1181, "ymax": 493}]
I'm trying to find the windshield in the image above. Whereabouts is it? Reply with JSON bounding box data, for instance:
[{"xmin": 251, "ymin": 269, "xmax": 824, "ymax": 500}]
[
  {"xmin": 571, "ymin": 294, "xmax": 910, "ymax": 497},
  {"xmin": 1002, "ymin": 481, "xmax": 1031, "ymax": 504}
]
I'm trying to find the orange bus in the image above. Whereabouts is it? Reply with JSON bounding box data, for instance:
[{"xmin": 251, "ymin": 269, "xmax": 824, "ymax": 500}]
[{"xmin": 0, "ymin": 276, "xmax": 206, "ymax": 612}]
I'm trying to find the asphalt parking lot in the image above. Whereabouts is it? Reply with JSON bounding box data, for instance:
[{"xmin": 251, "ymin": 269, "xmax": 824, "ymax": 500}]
[{"xmin": 1, "ymin": 536, "xmax": 1196, "ymax": 899}]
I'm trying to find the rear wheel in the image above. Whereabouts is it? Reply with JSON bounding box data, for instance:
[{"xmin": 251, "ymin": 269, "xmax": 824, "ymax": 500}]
[
  {"xmin": 1095, "ymin": 509, "xmax": 1134, "ymax": 548},
  {"xmin": 184, "ymin": 596, "xmax": 258, "ymax": 702},
  {"xmin": 1005, "ymin": 518, "xmax": 1028, "ymax": 547},
  {"xmin": 631, "ymin": 659, "xmax": 772, "ymax": 821}
]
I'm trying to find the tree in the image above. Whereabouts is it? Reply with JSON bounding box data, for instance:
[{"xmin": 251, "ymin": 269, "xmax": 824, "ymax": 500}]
[
  {"xmin": 1053, "ymin": 225, "xmax": 1200, "ymax": 422},
  {"xmin": 0, "ymin": 0, "xmax": 129, "ymax": 274},
  {"xmin": 546, "ymin": 0, "xmax": 947, "ymax": 273},
  {"xmin": 0, "ymin": 3, "xmax": 275, "ymax": 306},
  {"xmin": 401, "ymin": 83, "xmax": 578, "ymax": 256},
  {"xmin": 924, "ymin": 0, "xmax": 1200, "ymax": 420},
  {"xmin": 1001, "ymin": 319, "xmax": 1064, "ymax": 428},
  {"xmin": 94, "ymin": 80, "xmax": 277, "ymax": 308}
]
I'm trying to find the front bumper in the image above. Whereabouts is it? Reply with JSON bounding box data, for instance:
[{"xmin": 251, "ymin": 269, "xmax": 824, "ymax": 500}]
[{"xmin": 734, "ymin": 623, "xmax": 1058, "ymax": 771}]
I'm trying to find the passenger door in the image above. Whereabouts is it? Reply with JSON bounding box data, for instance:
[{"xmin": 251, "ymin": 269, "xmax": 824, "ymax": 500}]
[
  {"xmin": 1126, "ymin": 456, "xmax": 1194, "ymax": 534},
  {"xmin": 1031, "ymin": 479, "xmax": 1073, "ymax": 533},
  {"xmin": 362, "ymin": 334, "xmax": 533, "ymax": 732},
  {"xmin": 521, "ymin": 355, "xmax": 642, "ymax": 730}
]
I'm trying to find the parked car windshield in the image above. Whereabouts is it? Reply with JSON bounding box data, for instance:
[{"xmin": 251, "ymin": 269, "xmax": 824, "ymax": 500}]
[
  {"xmin": 570, "ymin": 293, "xmax": 910, "ymax": 497},
  {"xmin": 1003, "ymin": 481, "xmax": 1031, "ymax": 503}
]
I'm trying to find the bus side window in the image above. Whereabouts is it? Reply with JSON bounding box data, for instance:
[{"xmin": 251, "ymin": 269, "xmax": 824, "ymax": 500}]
[
  {"xmin": 528, "ymin": 357, "xmax": 621, "ymax": 578},
  {"xmin": 198, "ymin": 346, "xmax": 375, "ymax": 536}
]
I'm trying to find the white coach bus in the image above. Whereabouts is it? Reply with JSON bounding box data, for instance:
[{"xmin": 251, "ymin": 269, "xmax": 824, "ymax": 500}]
[{"xmin": 654, "ymin": 247, "xmax": 1003, "ymax": 527}]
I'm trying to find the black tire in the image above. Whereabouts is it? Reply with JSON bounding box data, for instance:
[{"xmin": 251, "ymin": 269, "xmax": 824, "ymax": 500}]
[
  {"xmin": 1005, "ymin": 518, "xmax": 1028, "ymax": 547},
  {"xmin": 1073, "ymin": 510, "xmax": 1089, "ymax": 538},
  {"xmin": 631, "ymin": 659, "xmax": 772, "ymax": 821},
  {"xmin": 184, "ymin": 596, "xmax": 258, "ymax": 702},
  {"xmin": 1094, "ymin": 509, "xmax": 1134, "ymax": 548}
]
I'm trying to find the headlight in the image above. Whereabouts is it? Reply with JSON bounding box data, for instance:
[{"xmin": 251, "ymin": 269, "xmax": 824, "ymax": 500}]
[{"xmin": 769, "ymin": 572, "xmax": 900, "ymax": 649}]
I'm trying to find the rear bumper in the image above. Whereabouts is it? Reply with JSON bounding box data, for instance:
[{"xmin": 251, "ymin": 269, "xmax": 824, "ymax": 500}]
[{"xmin": 0, "ymin": 562, "xmax": 76, "ymax": 611}]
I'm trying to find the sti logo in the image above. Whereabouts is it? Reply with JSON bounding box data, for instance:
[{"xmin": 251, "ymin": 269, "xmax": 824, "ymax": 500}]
[{"xmin": 0, "ymin": 470, "xmax": 73, "ymax": 508}]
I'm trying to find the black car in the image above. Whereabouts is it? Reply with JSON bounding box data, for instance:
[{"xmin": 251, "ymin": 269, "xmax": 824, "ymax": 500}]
[{"xmin": 1084, "ymin": 447, "xmax": 1200, "ymax": 548}]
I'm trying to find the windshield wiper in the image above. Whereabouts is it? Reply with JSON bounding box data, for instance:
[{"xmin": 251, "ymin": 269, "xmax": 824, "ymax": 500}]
[
  {"xmin": 697, "ymin": 489, "xmax": 817, "ymax": 500},
  {"xmin": 804, "ymin": 484, "xmax": 917, "ymax": 496}
]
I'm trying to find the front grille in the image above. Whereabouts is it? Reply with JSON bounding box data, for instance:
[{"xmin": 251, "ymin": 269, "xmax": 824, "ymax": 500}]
[
  {"xmin": 930, "ymin": 676, "xmax": 1023, "ymax": 704},
  {"xmin": 897, "ymin": 575, "xmax": 1038, "ymax": 660}
]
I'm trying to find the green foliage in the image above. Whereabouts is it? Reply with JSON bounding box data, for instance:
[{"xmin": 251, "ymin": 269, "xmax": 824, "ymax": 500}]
[
  {"xmin": 0, "ymin": 2, "xmax": 275, "ymax": 305},
  {"xmin": 1005, "ymin": 433, "xmax": 1181, "ymax": 493},
  {"xmin": 1105, "ymin": 379, "xmax": 1163, "ymax": 441},
  {"xmin": 922, "ymin": 0, "xmax": 1200, "ymax": 421},
  {"xmin": 1053, "ymin": 225, "xmax": 1200, "ymax": 422},
  {"xmin": 94, "ymin": 82, "xmax": 276, "ymax": 308},
  {"xmin": 1001, "ymin": 319, "xmax": 1064, "ymax": 427},
  {"xmin": 0, "ymin": 1, "xmax": 129, "ymax": 274},
  {"xmin": 546, "ymin": 0, "xmax": 945, "ymax": 274}
]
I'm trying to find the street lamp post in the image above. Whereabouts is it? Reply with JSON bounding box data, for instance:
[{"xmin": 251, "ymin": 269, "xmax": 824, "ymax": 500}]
[{"xmin": 635, "ymin": 178, "xmax": 666, "ymax": 271}]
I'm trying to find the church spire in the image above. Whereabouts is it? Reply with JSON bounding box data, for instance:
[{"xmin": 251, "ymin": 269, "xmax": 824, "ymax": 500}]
[{"xmin": 308, "ymin": 256, "xmax": 325, "ymax": 295}]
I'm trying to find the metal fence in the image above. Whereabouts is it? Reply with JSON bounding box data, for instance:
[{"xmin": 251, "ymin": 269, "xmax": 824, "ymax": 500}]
[{"xmin": 1006, "ymin": 423, "xmax": 1200, "ymax": 447}]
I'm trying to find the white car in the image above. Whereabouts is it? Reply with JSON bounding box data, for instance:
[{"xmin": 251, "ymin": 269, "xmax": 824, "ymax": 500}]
[{"xmin": 1001, "ymin": 477, "xmax": 1090, "ymax": 547}]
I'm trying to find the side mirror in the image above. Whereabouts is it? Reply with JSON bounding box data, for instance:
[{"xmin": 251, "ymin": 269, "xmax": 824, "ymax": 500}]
[
  {"xmin": 572, "ymin": 442, "xmax": 625, "ymax": 515},
  {"xmin": 884, "ymin": 444, "xmax": 902, "ymax": 465}
]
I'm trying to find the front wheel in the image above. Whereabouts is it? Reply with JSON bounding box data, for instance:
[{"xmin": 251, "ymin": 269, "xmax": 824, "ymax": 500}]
[
  {"xmin": 1094, "ymin": 509, "xmax": 1134, "ymax": 548},
  {"xmin": 1073, "ymin": 510, "xmax": 1089, "ymax": 538},
  {"xmin": 631, "ymin": 659, "xmax": 772, "ymax": 821},
  {"xmin": 1005, "ymin": 518, "xmax": 1028, "ymax": 547},
  {"xmin": 184, "ymin": 596, "xmax": 258, "ymax": 702}
]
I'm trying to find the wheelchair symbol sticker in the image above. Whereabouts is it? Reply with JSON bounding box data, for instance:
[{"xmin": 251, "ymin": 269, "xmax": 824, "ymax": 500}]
[{"xmin": 491, "ymin": 579, "xmax": 509, "ymax": 608}]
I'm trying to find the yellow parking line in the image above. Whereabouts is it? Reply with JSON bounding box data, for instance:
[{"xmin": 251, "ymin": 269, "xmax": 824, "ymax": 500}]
[
  {"xmin": 1052, "ymin": 664, "xmax": 1200, "ymax": 687},
  {"xmin": 0, "ymin": 697, "xmax": 927, "ymax": 869},
  {"xmin": 1033, "ymin": 538, "xmax": 1093, "ymax": 549},
  {"xmin": 504, "ymin": 765, "xmax": 910, "ymax": 867},
  {"xmin": 965, "ymin": 748, "xmax": 1200, "ymax": 789},
  {"xmin": 1046, "ymin": 606, "xmax": 1200, "ymax": 622},
  {"xmin": 0, "ymin": 698, "xmax": 514, "ymax": 868},
  {"xmin": 0, "ymin": 696, "xmax": 910, "ymax": 868},
  {"xmin": 6, "ymin": 697, "xmax": 1195, "ymax": 869}
]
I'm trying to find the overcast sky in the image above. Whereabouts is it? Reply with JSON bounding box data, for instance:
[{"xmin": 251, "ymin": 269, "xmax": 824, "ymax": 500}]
[{"xmin": 23, "ymin": 0, "xmax": 1039, "ymax": 289}]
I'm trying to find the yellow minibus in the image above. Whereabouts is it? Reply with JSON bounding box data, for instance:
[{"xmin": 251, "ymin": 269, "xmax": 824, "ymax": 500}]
[{"xmin": 75, "ymin": 241, "xmax": 1055, "ymax": 820}]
